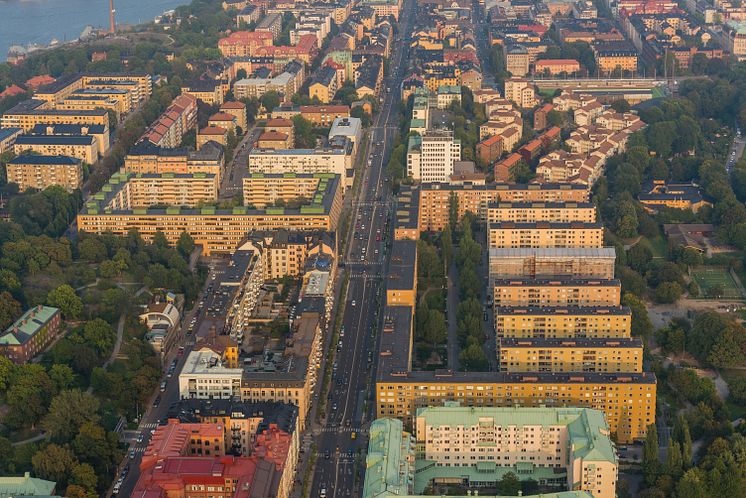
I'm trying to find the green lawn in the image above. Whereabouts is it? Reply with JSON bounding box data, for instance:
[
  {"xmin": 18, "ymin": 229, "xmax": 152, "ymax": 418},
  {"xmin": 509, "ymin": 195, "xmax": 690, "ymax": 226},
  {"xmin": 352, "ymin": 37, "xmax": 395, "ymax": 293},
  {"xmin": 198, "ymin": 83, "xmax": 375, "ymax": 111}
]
[{"xmin": 692, "ymin": 267, "xmax": 743, "ymax": 299}]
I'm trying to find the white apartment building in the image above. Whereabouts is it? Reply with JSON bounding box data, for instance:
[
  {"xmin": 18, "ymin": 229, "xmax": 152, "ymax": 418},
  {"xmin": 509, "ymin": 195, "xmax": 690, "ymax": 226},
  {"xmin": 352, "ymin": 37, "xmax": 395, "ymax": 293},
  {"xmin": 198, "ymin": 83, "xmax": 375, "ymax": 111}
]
[
  {"xmin": 406, "ymin": 130, "xmax": 461, "ymax": 183},
  {"xmin": 178, "ymin": 349, "xmax": 243, "ymax": 399},
  {"xmin": 248, "ymin": 142, "xmax": 353, "ymax": 188},
  {"xmin": 415, "ymin": 405, "xmax": 618, "ymax": 498}
]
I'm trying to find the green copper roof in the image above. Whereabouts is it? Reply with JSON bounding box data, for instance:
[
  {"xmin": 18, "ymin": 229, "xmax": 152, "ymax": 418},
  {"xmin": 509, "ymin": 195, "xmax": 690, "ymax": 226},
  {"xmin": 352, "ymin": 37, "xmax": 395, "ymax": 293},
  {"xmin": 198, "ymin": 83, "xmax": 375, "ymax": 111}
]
[
  {"xmin": 0, "ymin": 307, "xmax": 59, "ymax": 346},
  {"xmin": 0, "ymin": 472, "xmax": 60, "ymax": 497}
]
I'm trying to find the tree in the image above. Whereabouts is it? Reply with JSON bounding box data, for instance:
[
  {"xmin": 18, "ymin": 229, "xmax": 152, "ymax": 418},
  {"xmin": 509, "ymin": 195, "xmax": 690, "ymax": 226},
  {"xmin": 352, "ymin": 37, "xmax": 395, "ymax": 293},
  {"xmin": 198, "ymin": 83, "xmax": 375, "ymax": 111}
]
[
  {"xmin": 459, "ymin": 344, "xmax": 488, "ymax": 371},
  {"xmin": 47, "ymin": 284, "xmax": 83, "ymax": 320},
  {"xmin": 611, "ymin": 99, "xmax": 631, "ymax": 113},
  {"xmin": 509, "ymin": 160, "xmax": 534, "ymax": 183},
  {"xmin": 31, "ymin": 444, "xmax": 77, "ymax": 488},
  {"xmin": 622, "ymin": 293, "xmax": 653, "ymax": 338},
  {"xmin": 176, "ymin": 231, "xmax": 195, "ymax": 258},
  {"xmin": 5, "ymin": 365, "xmax": 54, "ymax": 429},
  {"xmin": 654, "ymin": 281, "xmax": 683, "ymax": 304},
  {"xmin": 673, "ymin": 415, "xmax": 692, "ymax": 468},
  {"xmin": 0, "ymin": 291, "xmax": 22, "ymax": 331},
  {"xmin": 292, "ymin": 115, "xmax": 315, "ymax": 148},
  {"xmin": 448, "ymin": 192, "xmax": 459, "ymax": 228},
  {"xmin": 82, "ymin": 319, "xmax": 116, "ymax": 357},
  {"xmin": 424, "ymin": 310, "xmax": 447, "ymax": 347},
  {"xmin": 235, "ymin": 68, "xmax": 247, "ymax": 80},
  {"xmin": 675, "ymin": 468, "xmax": 708, "ymax": 498},
  {"xmin": 42, "ymin": 390, "xmax": 100, "ymax": 442},
  {"xmin": 666, "ymin": 438, "xmax": 683, "ymax": 477},
  {"xmin": 70, "ymin": 463, "xmax": 97, "ymax": 494},
  {"xmin": 260, "ymin": 91, "xmax": 281, "ymax": 114},
  {"xmin": 441, "ymin": 225, "xmax": 453, "ymax": 267},
  {"xmin": 49, "ymin": 364, "xmax": 75, "ymax": 392},
  {"xmin": 498, "ymin": 472, "xmax": 521, "ymax": 495},
  {"xmin": 72, "ymin": 422, "xmax": 119, "ymax": 474},
  {"xmin": 0, "ymin": 356, "xmax": 13, "ymax": 392},
  {"xmin": 642, "ymin": 423, "xmax": 660, "ymax": 485}
]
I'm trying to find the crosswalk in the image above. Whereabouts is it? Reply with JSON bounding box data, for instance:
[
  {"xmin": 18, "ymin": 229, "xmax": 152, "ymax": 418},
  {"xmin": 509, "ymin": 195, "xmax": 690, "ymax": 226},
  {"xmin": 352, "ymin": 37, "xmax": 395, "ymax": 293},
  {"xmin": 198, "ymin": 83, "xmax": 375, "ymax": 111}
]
[
  {"xmin": 318, "ymin": 426, "xmax": 368, "ymax": 434},
  {"xmin": 348, "ymin": 273, "xmax": 384, "ymax": 280},
  {"xmin": 141, "ymin": 422, "xmax": 159, "ymax": 430}
]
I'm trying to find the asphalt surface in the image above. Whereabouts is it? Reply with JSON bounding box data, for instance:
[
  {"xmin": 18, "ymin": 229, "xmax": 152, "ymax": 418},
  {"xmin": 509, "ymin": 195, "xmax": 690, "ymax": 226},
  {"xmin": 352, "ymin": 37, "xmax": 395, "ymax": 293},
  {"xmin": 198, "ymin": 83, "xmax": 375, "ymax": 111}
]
[
  {"xmin": 309, "ymin": 1, "xmax": 417, "ymax": 497},
  {"xmin": 726, "ymin": 124, "xmax": 746, "ymax": 174}
]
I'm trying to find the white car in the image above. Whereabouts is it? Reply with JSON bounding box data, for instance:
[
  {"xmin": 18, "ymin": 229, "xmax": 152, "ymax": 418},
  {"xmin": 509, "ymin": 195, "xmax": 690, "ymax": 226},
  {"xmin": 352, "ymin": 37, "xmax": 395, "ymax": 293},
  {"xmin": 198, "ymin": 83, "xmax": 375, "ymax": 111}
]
[{"xmin": 351, "ymin": 300, "xmax": 357, "ymax": 306}]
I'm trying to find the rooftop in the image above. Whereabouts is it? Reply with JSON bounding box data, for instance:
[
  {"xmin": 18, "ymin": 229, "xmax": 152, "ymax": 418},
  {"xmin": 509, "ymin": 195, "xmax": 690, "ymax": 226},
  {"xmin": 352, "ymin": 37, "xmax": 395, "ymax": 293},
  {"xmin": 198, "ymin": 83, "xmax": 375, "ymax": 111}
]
[
  {"xmin": 8, "ymin": 154, "xmax": 82, "ymax": 166},
  {"xmin": 499, "ymin": 336, "xmax": 643, "ymax": 348},
  {"xmin": 0, "ymin": 306, "xmax": 59, "ymax": 346},
  {"xmin": 387, "ymin": 240, "xmax": 417, "ymax": 291},
  {"xmin": 0, "ymin": 472, "xmax": 59, "ymax": 497}
]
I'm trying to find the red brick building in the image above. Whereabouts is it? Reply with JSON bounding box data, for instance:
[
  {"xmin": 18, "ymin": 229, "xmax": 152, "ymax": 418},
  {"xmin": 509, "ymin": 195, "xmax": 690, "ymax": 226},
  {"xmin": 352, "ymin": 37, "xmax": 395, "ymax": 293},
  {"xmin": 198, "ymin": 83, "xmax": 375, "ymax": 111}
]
[{"xmin": 0, "ymin": 306, "xmax": 61, "ymax": 363}]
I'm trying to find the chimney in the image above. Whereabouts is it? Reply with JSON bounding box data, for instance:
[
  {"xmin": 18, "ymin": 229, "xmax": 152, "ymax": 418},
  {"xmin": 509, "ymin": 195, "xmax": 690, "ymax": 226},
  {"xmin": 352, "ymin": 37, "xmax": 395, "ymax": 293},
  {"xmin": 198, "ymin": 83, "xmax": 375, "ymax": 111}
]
[{"xmin": 109, "ymin": 0, "xmax": 116, "ymax": 33}]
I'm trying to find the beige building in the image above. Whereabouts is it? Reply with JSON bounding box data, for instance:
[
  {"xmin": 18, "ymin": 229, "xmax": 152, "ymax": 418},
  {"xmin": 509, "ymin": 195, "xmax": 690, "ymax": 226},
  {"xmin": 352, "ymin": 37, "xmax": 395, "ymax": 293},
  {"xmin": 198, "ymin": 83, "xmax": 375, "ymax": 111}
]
[
  {"xmin": 247, "ymin": 144, "xmax": 352, "ymax": 184},
  {"xmin": 124, "ymin": 142, "xmax": 224, "ymax": 184},
  {"xmin": 415, "ymin": 183, "xmax": 591, "ymax": 232},
  {"xmin": 1, "ymin": 106, "xmax": 109, "ymax": 132},
  {"xmin": 494, "ymin": 306, "xmax": 631, "ymax": 339},
  {"xmin": 487, "ymin": 201, "xmax": 597, "ymax": 224},
  {"xmin": 498, "ymin": 337, "xmax": 643, "ymax": 373},
  {"xmin": 105, "ymin": 173, "xmax": 218, "ymax": 209},
  {"xmin": 489, "ymin": 247, "xmax": 617, "ymax": 281},
  {"xmin": 6, "ymin": 154, "xmax": 82, "ymax": 192},
  {"xmin": 492, "ymin": 278, "xmax": 621, "ymax": 307},
  {"xmin": 220, "ymin": 101, "xmax": 248, "ymax": 131},
  {"xmin": 415, "ymin": 405, "xmax": 619, "ymax": 498},
  {"xmin": 488, "ymin": 221, "xmax": 605, "ymax": 249},
  {"xmin": 243, "ymin": 173, "xmax": 336, "ymax": 208},
  {"xmin": 13, "ymin": 134, "xmax": 98, "ymax": 164},
  {"xmin": 197, "ymin": 126, "xmax": 228, "ymax": 149},
  {"xmin": 504, "ymin": 77, "xmax": 537, "ymax": 108}
]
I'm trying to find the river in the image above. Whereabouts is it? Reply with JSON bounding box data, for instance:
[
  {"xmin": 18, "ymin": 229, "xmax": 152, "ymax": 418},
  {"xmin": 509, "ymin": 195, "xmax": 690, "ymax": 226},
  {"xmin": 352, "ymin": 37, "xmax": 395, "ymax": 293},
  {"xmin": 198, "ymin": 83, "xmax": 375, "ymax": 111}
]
[{"xmin": 0, "ymin": 0, "xmax": 189, "ymax": 58}]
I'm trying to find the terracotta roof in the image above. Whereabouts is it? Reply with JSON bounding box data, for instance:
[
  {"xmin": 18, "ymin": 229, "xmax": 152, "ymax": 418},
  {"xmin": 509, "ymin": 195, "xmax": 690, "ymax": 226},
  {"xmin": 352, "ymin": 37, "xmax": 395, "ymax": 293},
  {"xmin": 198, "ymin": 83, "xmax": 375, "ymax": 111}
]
[{"xmin": 199, "ymin": 126, "xmax": 227, "ymax": 135}]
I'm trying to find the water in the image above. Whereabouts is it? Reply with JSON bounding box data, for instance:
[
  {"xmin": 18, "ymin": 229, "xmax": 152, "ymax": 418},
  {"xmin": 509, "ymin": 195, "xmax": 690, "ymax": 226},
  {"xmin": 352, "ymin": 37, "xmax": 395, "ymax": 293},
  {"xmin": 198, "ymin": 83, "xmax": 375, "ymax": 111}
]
[{"xmin": 0, "ymin": 0, "xmax": 189, "ymax": 57}]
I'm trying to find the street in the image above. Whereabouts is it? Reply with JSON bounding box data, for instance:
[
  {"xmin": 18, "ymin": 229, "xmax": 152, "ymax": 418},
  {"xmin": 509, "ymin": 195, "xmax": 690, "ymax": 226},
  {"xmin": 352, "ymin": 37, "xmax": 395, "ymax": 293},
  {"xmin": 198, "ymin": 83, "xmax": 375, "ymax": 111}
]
[{"xmin": 309, "ymin": 0, "xmax": 416, "ymax": 496}]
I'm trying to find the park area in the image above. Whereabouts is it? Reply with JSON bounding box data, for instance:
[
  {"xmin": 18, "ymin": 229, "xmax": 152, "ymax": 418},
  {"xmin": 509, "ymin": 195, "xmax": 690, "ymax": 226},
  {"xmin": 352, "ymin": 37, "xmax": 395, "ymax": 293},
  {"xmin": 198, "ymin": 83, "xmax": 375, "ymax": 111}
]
[{"xmin": 691, "ymin": 267, "xmax": 743, "ymax": 299}]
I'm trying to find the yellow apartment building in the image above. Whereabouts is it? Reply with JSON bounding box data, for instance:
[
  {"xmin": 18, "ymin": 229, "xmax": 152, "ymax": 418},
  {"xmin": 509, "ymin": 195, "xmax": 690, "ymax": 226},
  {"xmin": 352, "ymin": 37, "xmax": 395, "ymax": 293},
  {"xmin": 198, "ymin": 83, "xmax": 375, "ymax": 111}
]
[
  {"xmin": 13, "ymin": 134, "xmax": 99, "ymax": 164},
  {"xmin": 487, "ymin": 201, "xmax": 597, "ymax": 224},
  {"xmin": 492, "ymin": 278, "xmax": 621, "ymax": 307},
  {"xmin": 494, "ymin": 306, "xmax": 631, "ymax": 339},
  {"xmin": 105, "ymin": 173, "xmax": 218, "ymax": 209},
  {"xmin": 488, "ymin": 222, "xmax": 605, "ymax": 249},
  {"xmin": 375, "ymin": 371, "xmax": 656, "ymax": 443},
  {"xmin": 124, "ymin": 142, "xmax": 224, "ymax": 183},
  {"xmin": 243, "ymin": 173, "xmax": 334, "ymax": 208},
  {"xmin": 80, "ymin": 74, "xmax": 152, "ymax": 105},
  {"xmin": 497, "ymin": 337, "xmax": 644, "ymax": 373},
  {"xmin": 5, "ymin": 154, "xmax": 82, "ymax": 192},
  {"xmin": 78, "ymin": 172, "xmax": 343, "ymax": 255},
  {"xmin": 417, "ymin": 183, "xmax": 590, "ymax": 231},
  {"xmin": 1, "ymin": 107, "xmax": 109, "ymax": 132}
]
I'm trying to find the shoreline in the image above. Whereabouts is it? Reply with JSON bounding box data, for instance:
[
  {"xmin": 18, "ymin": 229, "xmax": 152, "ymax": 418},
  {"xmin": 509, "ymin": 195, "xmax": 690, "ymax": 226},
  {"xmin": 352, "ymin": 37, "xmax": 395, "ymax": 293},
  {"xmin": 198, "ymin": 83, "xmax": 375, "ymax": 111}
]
[{"xmin": 0, "ymin": 0, "xmax": 189, "ymax": 58}]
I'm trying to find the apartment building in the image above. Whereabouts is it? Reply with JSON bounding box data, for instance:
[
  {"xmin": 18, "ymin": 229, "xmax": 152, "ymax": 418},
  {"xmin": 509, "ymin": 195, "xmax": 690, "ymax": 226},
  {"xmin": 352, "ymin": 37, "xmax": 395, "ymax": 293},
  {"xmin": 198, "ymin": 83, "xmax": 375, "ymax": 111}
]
[
  {"xmin": 488, "ymin": 247, "xmax": 617, "ymax": 281},
  {"xmin": 593, "ymin": 43, "xmax": 639, "ymax": 73},
  {"xmin": 414, "ymin": 406, "xmax": 618, "ymax": 498},
  {"xmin": 494, "ymin": 305, "xmax": 631, "ymax": 339},
  {"xmin": 0, "ymin": 127, "xmax": 22, "ymax": 154},
  {"xmin": 124, "ymin": 141, "xmax": 224, "ymax": 183},
  {"xmin": 220, "ymin": 101, "xmax": 248, "ymax": 131},
  {"xmin": 29, "ymin": 123, "xmax": 110, "ymax": 156},
  {"xmin": 534, "ymin": 59, "xmax": 581, "ymax": 75},
  {"xmin": 498, "ymin": 337, "xmax": 643, "ymax": 373},
  {"xmin": 0, "ymin": 306, "xmax": 62, "ymax": 364},
  {"xmin": 218, "ymin": 31, "xmax": 274, "ymax": 57},
  {"xmin": 6, "ymin": 154, "xmax": 83, "ymax": 192},
  {"xmin": 77, "ymin": 172, "xmax": 343, "ymax": 254},
  {"xmin": 375, "ymin": 369, "xmax": 655, "ymax": 443},
  {"xmin": 309, "ymin": 66, "xmax": 339, "ymax": 103},
  {"xmin": 105, "ymin": 173, "xmax": 218, "ymax": 209},
  {"xmin": 243, "ymin": 173, "xmax": 338, "ymax": 208},
  {"xmin": 240, "ymin": 230, "xmax": 336, "ymax": 281},
  {"xmin": 13, "ymin": 134, "xmax": 98, "ymax": 163},
  {"xmin": 196, "ymin": 126, "xmax": 228, "ymax": 149},
  {"xmin": 504, "ymin": 77, "xmax": 537, "ymax": 108},
  {"xmin": 487, "ymin": 201, "xmax": 597, "ymax": 224},
  {"xmin": 492, "ymin": 278, "xmax": 621, "ymax": 307},
  {"xmin": 140, "ymin": 93, "xmax": 198, "ymax": 148},
  {"xmin": 248, "ymin": 143, "xmax": 352, "ymax": 183},
  {"xmin": 241, "ymin": 312, "xmax": 324, "ymax": 430},
  {"xmin": 406, "ymin": 131, "xmax": 462, "ymax": 183},
  {"xmin": 487, "ymin": 221, "xmax": 605, "ymax": 249},
  {"xmin": 1, "ymin": 102, "xmax": 109, "ymax": 131},
  {"xmin": 363, "ymin": 418, "xmax": 598, "ymax": 498},
  {"xmin": 414, "ymin": 183, "xmax": 590, "ymax": 231},
  {"xmin": 179, "ymin": 349, "xmax": 244, "ymax": 399}
]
